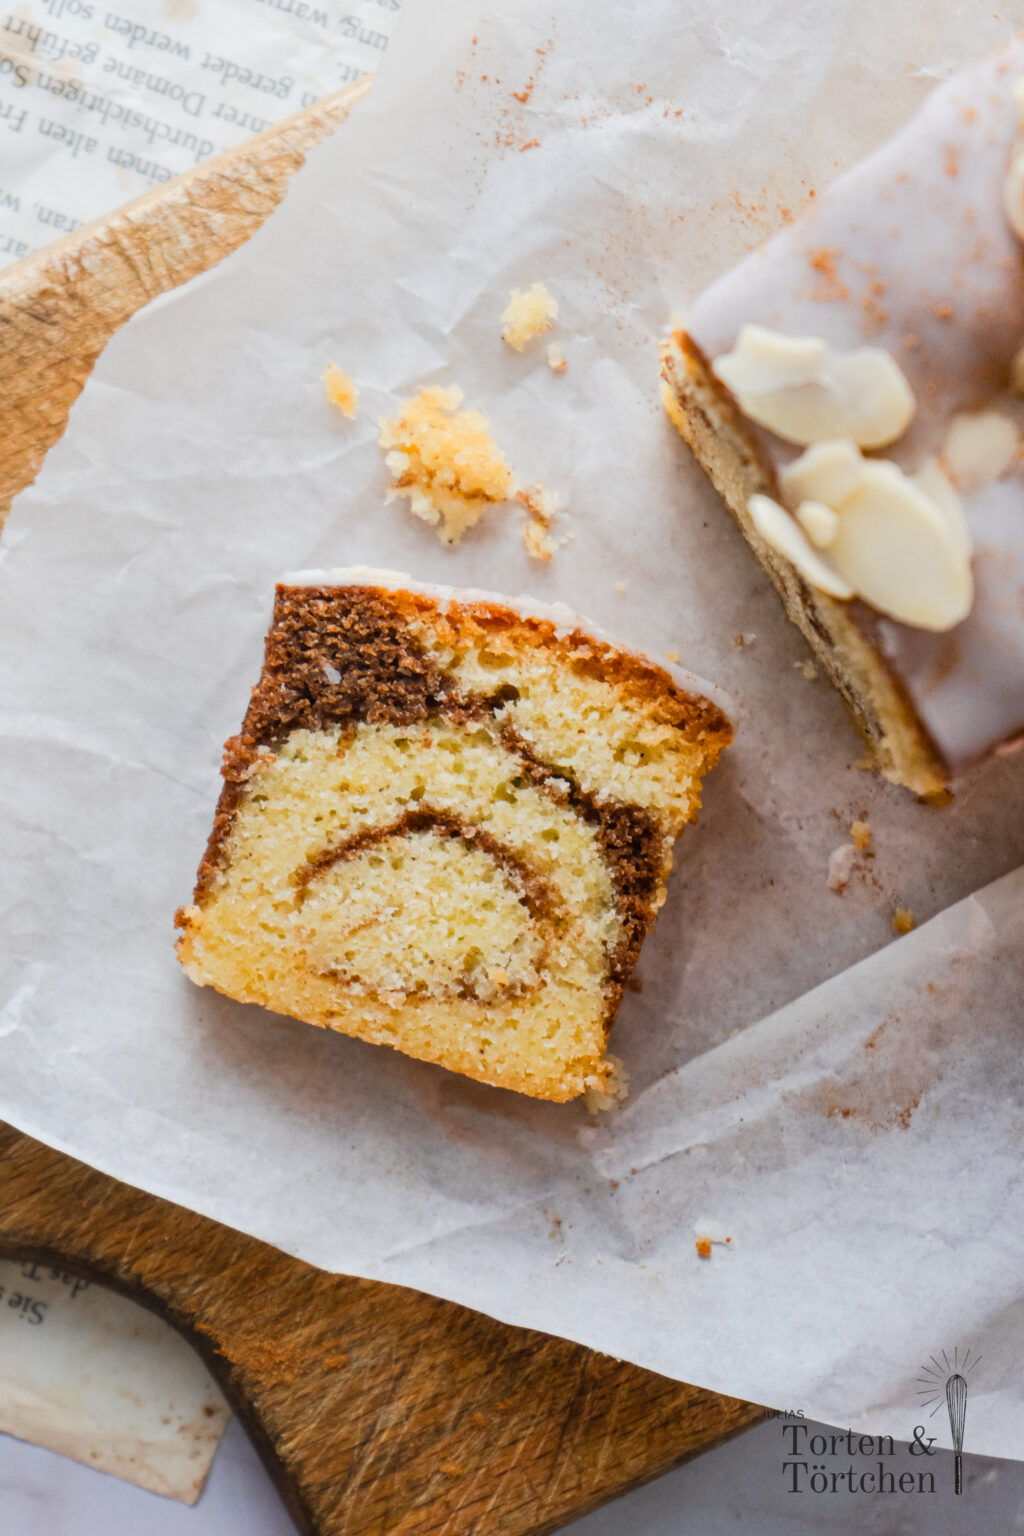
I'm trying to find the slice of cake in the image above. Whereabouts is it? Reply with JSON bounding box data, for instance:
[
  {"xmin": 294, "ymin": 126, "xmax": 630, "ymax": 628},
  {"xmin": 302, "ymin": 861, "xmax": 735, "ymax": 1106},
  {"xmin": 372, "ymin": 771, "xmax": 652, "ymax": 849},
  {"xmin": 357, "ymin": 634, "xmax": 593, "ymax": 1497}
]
[
  {"xmin": 661, "ymin": 42, "xmax": 1024, "ymax": 796},
  {"xmin": 176, "ymin": 570, "xmax": 732, "ymax": 1101}
]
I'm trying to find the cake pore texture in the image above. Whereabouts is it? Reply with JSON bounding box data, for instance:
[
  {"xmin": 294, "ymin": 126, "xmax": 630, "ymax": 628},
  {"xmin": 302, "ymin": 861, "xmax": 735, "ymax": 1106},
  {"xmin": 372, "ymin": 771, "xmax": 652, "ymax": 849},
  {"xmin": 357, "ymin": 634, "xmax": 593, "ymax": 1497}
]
[{"xmin": 176, "ymin": 578, "xmax": 732, "ymax": 1100}]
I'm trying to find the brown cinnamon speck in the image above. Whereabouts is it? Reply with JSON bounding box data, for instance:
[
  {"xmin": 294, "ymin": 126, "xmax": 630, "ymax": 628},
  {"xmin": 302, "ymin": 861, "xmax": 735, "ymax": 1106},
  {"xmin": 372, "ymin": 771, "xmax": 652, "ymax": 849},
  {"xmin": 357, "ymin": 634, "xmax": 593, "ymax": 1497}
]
[
  {"xmin": 808, "ymin": 246, "xmax": 850, "ymax": 300},
  {"xmin": 862, "ymin": 294, "xmax": 888, "ymax": 331},
  {"xmin": 935, "ymin": 303, "xmax": 953, "ymax": 320},
  {"xmin": 696, "ymin": 1237, "xmax": 712, "ymax": 1259}
]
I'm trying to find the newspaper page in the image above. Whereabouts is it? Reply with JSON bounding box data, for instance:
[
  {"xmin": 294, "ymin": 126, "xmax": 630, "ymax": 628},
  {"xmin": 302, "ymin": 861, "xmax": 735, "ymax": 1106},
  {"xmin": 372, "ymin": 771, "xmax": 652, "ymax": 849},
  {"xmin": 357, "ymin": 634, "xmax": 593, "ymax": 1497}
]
[
  {"xmin": 0, "ymin": 1258, "xmax": 230, "ymax": 1502},
  {"xmin": 0, "ymin": 0, "xmax": 405, "ymax": 265}
]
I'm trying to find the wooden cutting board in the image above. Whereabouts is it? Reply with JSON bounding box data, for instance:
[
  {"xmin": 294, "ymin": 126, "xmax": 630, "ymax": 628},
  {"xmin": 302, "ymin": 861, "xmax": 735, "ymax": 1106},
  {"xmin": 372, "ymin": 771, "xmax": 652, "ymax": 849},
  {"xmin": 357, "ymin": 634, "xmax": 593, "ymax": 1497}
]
[{"xmin": 0, "ymin": 81, "xmax": 760, "ymax": 1534}]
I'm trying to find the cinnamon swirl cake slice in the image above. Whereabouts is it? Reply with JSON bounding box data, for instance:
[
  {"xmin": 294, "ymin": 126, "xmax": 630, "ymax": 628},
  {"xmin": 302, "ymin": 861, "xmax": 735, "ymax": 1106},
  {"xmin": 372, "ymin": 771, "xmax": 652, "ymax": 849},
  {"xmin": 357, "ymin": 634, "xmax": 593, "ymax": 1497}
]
[{"xmin": 176, "ymin": 570, "xmax": 732, "ymax": 1101}]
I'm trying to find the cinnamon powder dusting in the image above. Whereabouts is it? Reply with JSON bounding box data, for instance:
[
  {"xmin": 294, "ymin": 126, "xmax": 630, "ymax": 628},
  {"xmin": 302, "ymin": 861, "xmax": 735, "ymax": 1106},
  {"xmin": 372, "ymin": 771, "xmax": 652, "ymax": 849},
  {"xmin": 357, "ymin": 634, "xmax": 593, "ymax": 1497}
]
[{"xmin": 808, "ymin": 246, "xmax": 850, "ymax": 300}]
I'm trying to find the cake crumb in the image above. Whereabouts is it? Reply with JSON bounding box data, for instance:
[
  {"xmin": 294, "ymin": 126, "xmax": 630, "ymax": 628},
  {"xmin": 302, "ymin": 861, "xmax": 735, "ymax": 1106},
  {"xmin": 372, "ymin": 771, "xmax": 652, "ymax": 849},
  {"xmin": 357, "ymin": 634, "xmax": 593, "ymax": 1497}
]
[
  {"xmin": 850, "ymin": 818, "xmax": 872, "ymax": 851},
  {"xmin": 378, "ymin": 385, "xmax": 516, "ymax": 546},
  {"xmin": 694, "ymin": 1216, "xmax": 732, "ymax": 1257},
  {"xmin": 665, "ymin": 649, "xmax": 680, "ymax": 663},
  {"xmin": 546, "ymin": 342, "xmax": 568, "ymax": 372},
  {"xmin": 892, "ymin": 906, "xmax": 915, "ymax": 935},
  {"xmin": 614, "ymin": 581, "xmax": 627, "ymax": 595},
  {"xmin": 827, "ymin": 842, "xmax": 857, "ymax": 893},
  {"xmin": 517, "ymin": 483, "xmax": 567, "ymax": 561},
  {"xmin": 794, "ymin": 658, "xmax": 817, "ymax": 681},
  {"xmin": 585, "ymin": 1053, "xmax": 630, "ymax": 1113},
  {"xmin": 502, "ymin": 281, "xmax": 558, "ymax": 351},
  {"xmin": 522, "ymin": 518, "xmax": 558, "ymax": 561},
  {"xmin": 324, "ymin": 363, "xmax": 358, "ymax": 419}
]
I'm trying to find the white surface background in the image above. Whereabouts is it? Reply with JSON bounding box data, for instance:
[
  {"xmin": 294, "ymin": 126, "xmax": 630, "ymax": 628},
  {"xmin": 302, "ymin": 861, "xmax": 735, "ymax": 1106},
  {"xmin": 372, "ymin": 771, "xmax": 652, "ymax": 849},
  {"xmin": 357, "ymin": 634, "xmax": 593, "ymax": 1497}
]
[{"xmin": 4, "ymin": 1403, "xmax": 1024, "ymax": 1533}]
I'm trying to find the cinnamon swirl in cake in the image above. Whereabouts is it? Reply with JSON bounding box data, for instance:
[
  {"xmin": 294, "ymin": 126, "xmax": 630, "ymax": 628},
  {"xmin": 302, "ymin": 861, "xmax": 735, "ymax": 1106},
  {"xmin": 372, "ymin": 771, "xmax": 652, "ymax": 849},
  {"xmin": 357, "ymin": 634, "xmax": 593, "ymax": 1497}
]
[{"xmin": 175, "ymin": 569, "xmax": 732, "ymax": 1101}]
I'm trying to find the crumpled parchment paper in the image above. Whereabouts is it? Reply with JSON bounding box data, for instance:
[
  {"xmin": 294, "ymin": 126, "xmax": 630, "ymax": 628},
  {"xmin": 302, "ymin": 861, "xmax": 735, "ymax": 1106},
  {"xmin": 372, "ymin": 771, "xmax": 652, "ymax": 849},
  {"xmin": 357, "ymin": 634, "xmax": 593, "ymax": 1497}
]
[{"xmin": 0, "ymin": 0, "xmax": 1022, "ymax": 1458}]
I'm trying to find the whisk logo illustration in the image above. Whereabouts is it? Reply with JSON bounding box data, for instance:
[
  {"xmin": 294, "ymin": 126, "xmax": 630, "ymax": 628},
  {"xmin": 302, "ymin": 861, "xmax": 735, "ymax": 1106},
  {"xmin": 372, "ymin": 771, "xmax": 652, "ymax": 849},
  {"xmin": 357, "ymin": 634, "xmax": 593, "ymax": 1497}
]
[{"xmin": 917, "ymin": 1346, "xmax": 979, "ymax": 1495}]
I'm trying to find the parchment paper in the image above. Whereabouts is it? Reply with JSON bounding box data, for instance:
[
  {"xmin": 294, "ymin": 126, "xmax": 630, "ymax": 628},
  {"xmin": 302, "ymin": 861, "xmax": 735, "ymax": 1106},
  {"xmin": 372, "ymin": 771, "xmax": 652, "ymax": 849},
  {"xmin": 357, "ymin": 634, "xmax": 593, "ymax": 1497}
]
[
  {"xmin": 0, "ymin": 0, "xmax": 404, "ymax": 266},
  {"xmin": 1, "ymin": 0, "xmax": 1023, "ymax": 1458}
]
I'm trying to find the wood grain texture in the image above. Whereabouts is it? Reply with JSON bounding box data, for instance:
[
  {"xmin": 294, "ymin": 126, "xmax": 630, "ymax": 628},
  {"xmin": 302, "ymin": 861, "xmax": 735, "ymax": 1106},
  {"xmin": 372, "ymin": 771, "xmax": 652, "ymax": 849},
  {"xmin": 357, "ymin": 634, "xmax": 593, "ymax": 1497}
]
[
  {"xmin": 0, "ymin": 1125, "xmax": 759, "ymax": 1535},
  {"xmin": 0, "ymin": 83, "xmax": 759, "ymax": 1533},
  {"xmin": 0, "ymin": 77, "xmax": 370, "ymax": 525}
]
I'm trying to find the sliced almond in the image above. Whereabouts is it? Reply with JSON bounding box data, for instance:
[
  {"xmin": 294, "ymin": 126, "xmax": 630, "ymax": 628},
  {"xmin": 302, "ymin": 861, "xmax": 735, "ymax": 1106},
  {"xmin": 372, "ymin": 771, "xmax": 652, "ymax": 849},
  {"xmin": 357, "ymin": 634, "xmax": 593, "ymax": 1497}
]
[
  {"xmin": 713, "ymin": 325, "xmax": 915, "ymax": 449},
  {"xmin": 795, "ymin": 499, "xmax": 840, "ymax": 548},
  {"xmin": 941, "ymin": 409, "xmax": 1020, "ymax": 492},
  {"xmin": 780, "ymin": 438, "xmax": 864, "ymax": 508},
  {"xmin": 912, "ymin": 458, "xmax": 972, "ymax": 558},
  {"xmin": 828, "ymin": 463, "xmax": 972, "ymax": 631},
  {"xmin": 747, "ymin": 494, "xmax": 853, "ymax": 598},
  {"xmin": 714, "ymin": 326, "xmax": 828, "ymax": 389}
]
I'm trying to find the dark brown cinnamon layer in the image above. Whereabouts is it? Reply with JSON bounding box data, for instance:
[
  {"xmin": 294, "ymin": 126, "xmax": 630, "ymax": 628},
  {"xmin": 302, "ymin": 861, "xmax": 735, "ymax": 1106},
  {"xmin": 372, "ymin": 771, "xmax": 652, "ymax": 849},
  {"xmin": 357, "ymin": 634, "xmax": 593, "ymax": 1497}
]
[{"xmin": 186, "ymin": 584, "xmax": 692, "ymax": 1016}]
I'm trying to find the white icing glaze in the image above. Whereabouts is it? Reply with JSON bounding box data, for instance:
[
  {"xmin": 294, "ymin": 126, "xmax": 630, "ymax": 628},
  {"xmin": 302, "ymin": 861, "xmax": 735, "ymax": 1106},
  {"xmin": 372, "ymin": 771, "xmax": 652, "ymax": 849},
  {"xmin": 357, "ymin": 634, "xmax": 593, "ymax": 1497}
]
[
  {"xmin": 687, "ymin": 40, "xmax": 1024, "ymax": 770},
  {"xmin": 281, "ymin": 566, "xmax": 736, "ymax": 723}
]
